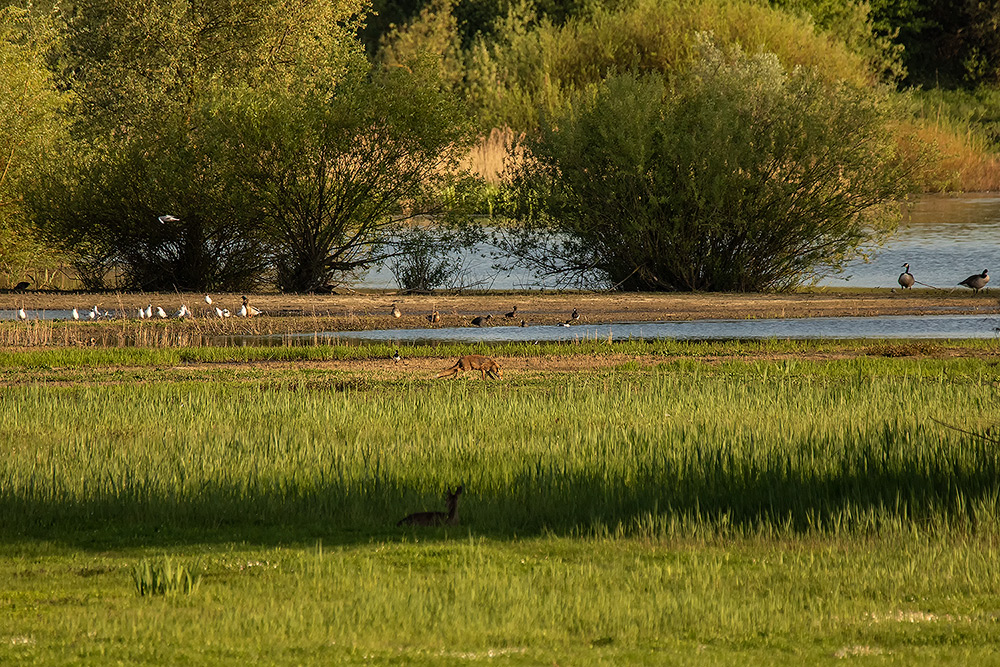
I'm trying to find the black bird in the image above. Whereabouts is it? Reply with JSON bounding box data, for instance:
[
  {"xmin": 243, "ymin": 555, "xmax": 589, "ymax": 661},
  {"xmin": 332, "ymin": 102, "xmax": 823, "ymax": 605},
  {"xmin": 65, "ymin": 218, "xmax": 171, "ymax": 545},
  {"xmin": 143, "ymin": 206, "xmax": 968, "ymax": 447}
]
[
  {"xmin": 504, "ymin": 306, "xmax": 518, "ymax": 319},
  {"xmin": 898, "ymin": 263, "xmax": 914, "ymax": 289},
  {"xmin": 471, "ymin": 314, "xmax": 492, "ymax": 327},
  {"xmin": 959, "ymin": 269, "xmax": 990, "ymax": 294},
  {"xmin": 13, "ymin": 281, "xmax": 29, "ymax": 291}
]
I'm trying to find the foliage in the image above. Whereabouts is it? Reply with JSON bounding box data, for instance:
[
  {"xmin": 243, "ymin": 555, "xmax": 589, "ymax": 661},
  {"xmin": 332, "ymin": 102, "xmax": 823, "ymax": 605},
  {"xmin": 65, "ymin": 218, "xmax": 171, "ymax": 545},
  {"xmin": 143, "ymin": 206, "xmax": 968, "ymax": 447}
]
[
  {"xmin": 388, "ymin": 225, "xmax": 472, "ymax": 291},
  {"xmin": 28, "ymin": 0, "xmax": 368, "ymax": 291},
  {"xmin": 0, "ymin": 6, "xmax": 67, "ymax": 287},
  {"xmin": 868, "ymin": 0, "xmax": 1000, "ymax": 88},
  {"xmin": 221, "ymin": 58, "xmax": 475, "ymax": 293},
  {"xmin": 459, "ymin": 0, "xmax": 878, "ymax": 130},
  {"xmin": 132, "ymin": 558, "xmax": 201, "ymax": 596},
  {"xmin": 498, "ymin": 37, "xmax": 919, "ymax": 291}
]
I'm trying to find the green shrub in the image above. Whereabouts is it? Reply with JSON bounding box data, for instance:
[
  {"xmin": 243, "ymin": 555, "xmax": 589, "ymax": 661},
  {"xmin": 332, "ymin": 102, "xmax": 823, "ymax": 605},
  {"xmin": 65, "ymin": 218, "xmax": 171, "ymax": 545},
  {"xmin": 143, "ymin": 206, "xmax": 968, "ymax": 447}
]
[{"xmin": 498, "ymin": 35, "xmax": 921, "ymax": 291}]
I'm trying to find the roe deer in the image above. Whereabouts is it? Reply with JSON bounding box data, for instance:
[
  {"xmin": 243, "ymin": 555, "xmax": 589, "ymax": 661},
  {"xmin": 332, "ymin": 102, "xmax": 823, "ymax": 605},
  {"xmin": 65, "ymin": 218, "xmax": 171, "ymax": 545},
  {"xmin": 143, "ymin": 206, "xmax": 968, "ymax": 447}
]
[
  {"xmin": 436, "ymin": 355, "xmax": 502, "ymax": 380},
  {"xmin": 397, "ymin": 486, "xmax": 464, "ymax": 527}
]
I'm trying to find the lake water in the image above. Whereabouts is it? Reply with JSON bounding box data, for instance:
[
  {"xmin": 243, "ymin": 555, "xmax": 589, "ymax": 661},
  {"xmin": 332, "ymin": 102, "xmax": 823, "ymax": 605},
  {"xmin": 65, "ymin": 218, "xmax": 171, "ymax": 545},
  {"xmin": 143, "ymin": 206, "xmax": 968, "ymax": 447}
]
[{"xmin": 361, "ymin": 194, "xmax": 1000, "ymax": 290}]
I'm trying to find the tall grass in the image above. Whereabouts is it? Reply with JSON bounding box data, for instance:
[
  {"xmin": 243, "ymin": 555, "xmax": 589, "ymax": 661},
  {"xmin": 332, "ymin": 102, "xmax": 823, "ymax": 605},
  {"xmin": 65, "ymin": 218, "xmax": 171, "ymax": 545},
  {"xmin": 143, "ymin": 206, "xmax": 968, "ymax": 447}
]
[{"xmin": 2, "ymin": 357, "xmax": 998, "ymax": 540}]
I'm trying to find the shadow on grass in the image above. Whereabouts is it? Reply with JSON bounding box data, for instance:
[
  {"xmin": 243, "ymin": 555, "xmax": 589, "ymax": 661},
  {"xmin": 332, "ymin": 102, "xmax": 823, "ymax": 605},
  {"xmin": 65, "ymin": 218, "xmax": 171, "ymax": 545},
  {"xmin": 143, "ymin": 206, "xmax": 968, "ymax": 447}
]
[{"xmin": 3, "ymin": 438, "xmax": 999, "ymax": 549}]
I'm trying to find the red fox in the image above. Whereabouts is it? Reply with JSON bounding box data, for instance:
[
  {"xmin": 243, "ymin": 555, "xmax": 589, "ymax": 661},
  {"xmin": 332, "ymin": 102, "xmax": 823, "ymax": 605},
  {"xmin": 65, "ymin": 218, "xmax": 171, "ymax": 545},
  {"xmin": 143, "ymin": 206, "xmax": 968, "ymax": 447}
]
[{"xmin": 436, "ymin": 355, "xmax": 503, "ymax": 380}]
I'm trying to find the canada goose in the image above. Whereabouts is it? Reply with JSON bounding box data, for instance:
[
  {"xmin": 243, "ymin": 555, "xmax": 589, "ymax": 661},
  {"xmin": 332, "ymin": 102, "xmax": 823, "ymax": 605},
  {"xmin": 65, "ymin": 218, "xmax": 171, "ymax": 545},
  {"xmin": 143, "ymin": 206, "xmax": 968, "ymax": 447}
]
[
  {"xmin": 391, "ymin": 304, "xmax": 402, "ymax": 318},
  {"xmin": 397, "ymin": 486, "xmax": 464, "ymax": 527},
  {"xmin": 427, "ymin": 310, "xmax": 440, "ymax": 324},
  {"xmin": 571, "ymin": 308, "xmax": 580, "ymax": 321},
  {"xmin": 898, "ymin": 263, "xmax": 915, "ymax": 289},
  {"xmin": 13, "ymin": 281, "xmax": 29, "ymax": 291},
  {"xmin": 504, "ymin": 305, "xmax": 518, "ymax": 319},
  {"xmin": 471, "ymin": 314, "xmax": 492, "ymax": 327},
  {"xmin": 959, "ymin": 269, "xmax": 989, "ymax": 293}
]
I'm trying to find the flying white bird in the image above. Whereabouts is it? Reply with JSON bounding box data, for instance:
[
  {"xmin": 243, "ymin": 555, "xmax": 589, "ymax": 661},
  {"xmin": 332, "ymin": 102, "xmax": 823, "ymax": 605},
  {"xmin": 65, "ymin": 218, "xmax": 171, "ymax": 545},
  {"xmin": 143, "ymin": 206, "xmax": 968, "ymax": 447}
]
[{"xmin": 71, "ymin": 308, "xmax": 80, "ymax": 320}]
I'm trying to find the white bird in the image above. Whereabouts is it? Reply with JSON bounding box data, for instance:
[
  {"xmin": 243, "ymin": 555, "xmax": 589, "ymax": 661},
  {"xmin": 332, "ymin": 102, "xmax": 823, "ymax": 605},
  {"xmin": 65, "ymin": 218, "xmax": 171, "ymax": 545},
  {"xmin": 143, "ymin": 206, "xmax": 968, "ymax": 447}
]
[
  {"xmin": 238, "ymin": 303, "xmax": 248, "ymax": 317},
  {"xmin": 174, "ymin": 305, "xmax": 188, "ymax": 318},
  {"xmin": 144, "ymin": 304, "xmax": 153, "ymax": 319},
  {"xmin": 158, "ymin": 214, "xmax": 180, "ymax": 224},
  {"xmin": 71, "ymin": 308, "xmax": 80, "ymax": 320},
  {"xmin": 156, "ymin": 306, "xmax": 167, "ymax": 319},
  {"xmin": 215, "ymin": 306, "xmax": 224, "ymax": 318},
  {"xmin": 137, "ymin": 307, "xmax": 145, "ymax": 319},
  {"xmin": 17, "ymin": 307, "xmax": 27, "ymax": 320},
  {"xmin": 222, "ymin": 308, "xmax": 231, "ymax": 318},
  {"xmin": 89, "ymin": 305, "xmax": 100, "ymax": 320},
  {"xmin": 204, "ymin": 295, "xmax": 213, "ymax": 305}
]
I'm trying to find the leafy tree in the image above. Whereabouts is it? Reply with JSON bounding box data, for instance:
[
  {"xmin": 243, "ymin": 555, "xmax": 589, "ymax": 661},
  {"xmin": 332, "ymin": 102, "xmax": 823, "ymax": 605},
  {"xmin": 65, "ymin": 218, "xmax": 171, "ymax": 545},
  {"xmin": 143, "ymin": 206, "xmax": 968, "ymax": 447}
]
[
  {"xmin": 32, "ymin": 0, "xmax": 366, "ymax": 291},
  {"xmin": 0, "ymin": 6, "xmax": 67, "ymax": 287},
  {"xmin": 219, "ymin": 59, "xmax": 475, "ymax": 292},
  {"xmin": 498, "ymin": 37, "xmax": 920, "ymax": 291}
]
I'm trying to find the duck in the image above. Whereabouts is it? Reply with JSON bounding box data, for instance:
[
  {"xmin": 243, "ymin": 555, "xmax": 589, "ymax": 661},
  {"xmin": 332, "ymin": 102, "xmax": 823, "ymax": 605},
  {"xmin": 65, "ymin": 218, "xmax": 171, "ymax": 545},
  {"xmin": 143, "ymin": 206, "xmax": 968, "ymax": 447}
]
[
  {"xmin": 391, "ymin": 304, "xmax": 402, "ymax": 318},
  {"xmin": 504, "ymin": 305, "xmax": 518, "ymax": 319},
  {"xmin": 427, "ymin": 310, "xmax": 440, "ymax": 324},
  {"xmin": 392, "ymin": 349, "xmax": 402, "ymax": 364},
  {"xmin": 898, "ymin": 263, "xmax": 915, "ymax": 289},
  {"xmin": 959, "ymin": 269, "xmax": 989, "ymax": 294}
]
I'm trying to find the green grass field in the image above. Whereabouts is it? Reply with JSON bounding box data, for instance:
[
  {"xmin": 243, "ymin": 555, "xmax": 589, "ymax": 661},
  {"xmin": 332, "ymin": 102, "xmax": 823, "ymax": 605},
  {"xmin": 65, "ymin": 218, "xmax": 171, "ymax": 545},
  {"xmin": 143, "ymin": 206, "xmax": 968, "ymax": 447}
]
[{"xmin": 2, "ymin": 342, "xmax": 1000, "ymax": 664}]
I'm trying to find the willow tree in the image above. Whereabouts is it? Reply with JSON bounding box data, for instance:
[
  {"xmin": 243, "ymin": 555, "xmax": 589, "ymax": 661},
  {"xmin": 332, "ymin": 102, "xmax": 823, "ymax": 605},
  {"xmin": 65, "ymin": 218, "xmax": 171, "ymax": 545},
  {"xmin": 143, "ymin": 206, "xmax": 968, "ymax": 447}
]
[
  {"xmin": 33, "ymin": 0, "xmax": 368, "ymax": 291},
  {"xmin": 499, "ymin": 36, "xmax": 921, "ymax": 291}
]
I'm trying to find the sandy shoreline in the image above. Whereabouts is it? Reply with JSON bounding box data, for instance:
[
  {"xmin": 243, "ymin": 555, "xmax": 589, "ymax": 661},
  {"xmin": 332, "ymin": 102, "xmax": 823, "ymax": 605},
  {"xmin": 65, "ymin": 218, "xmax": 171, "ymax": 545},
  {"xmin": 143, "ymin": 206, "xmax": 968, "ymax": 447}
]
[{"xmin": 1, "ymin": 289, "xmax": 998, "ymax": 331}]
